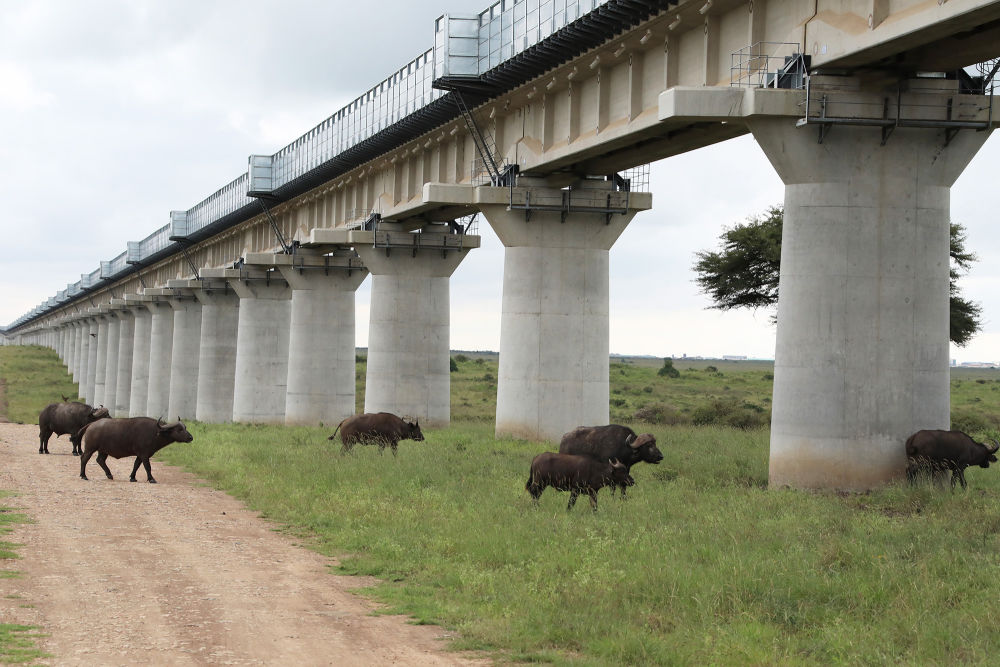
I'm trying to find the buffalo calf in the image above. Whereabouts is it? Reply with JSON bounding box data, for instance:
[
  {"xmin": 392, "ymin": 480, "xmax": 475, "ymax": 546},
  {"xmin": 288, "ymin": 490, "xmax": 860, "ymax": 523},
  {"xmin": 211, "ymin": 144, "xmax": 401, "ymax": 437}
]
[
  {"xmin": 38, "ymin": 399, "xmax": 110, "ymax": 455},
  {"xmin": 78, "ymin": 417, "xmax": 193, "ymax": 483},
  {"xmin": 525, "ymin": 452, "xmax": 631, "ymax": 511},
  {"xmin": 559, "ymin": 424, "xmax": 662, "ymax": 497},
  {"xmin": 327, "ymin": 412, "xmax": 423, "ymax": 456}
]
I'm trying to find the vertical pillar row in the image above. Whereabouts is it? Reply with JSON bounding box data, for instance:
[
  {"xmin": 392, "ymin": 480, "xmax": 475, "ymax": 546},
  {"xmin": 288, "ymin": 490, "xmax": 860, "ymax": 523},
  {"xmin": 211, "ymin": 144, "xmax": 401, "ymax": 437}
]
[
  {"xmin": 749, "ymin": 100, "xmax": 992, "ymax": 490},
  {"xmin": 478, "ymin": 179, "xmax": 648, "ymax": 441},
  {"xmin": 92, "ymin": 312, "xmax": 110, "ymax": 408},
  {"xmin": 354, "ymin": 226, "xmax": 478, "ymax": 427}
]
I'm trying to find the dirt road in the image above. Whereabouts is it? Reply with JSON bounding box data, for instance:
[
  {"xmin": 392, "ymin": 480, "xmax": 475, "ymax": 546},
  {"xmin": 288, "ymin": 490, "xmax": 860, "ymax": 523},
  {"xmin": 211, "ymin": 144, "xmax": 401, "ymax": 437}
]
[{"xmin": 0, "ymin": 422, "xmax": 487, "ymax": 666}]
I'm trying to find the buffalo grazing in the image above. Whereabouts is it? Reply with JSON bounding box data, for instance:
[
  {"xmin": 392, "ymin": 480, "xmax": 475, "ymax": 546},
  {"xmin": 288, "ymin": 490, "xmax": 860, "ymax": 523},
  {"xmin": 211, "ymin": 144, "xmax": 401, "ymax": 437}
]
[
  {"xmin": 905, "ymin": 429, "xmax": 999, "ymax": 490},
  {"xmin": 526, "ymin": 452, "xmax": 631, "ymax": 511},
  {"xmin": 328, "ymin": 412, "xmax": 423, "ymax": 456}
]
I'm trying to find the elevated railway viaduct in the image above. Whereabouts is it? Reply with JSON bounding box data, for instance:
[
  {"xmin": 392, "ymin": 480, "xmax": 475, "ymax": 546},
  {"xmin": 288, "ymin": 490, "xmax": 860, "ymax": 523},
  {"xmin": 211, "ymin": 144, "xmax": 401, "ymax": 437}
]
[{"xmin": 4, "ymin": 0, "xmax": 1000, "ymax": 489}]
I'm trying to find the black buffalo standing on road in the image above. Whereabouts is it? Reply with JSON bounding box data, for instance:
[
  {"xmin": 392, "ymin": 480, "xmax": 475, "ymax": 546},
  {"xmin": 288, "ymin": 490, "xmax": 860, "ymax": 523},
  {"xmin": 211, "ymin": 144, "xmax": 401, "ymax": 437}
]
[
  {"xmin": 38, "ymin": 399, "xmax": 110, "ymax": 455},
  {"xmin": 905, "ymin": 429, "xmax": 999, "ymax": 489},
  {"xmin": 525, "ymin": 452, "xmax": 631, "ymax": 511},
  {"xmin": 327, "ymin": 412, "xmax": 424, "ymax": 456},
  {"xmin": 558, "ymin": 424, "xmax": 663, "ymax": 495},
  {"xmin": 78, "ymin": 417, "xmax": 193, "ymax": 483}
]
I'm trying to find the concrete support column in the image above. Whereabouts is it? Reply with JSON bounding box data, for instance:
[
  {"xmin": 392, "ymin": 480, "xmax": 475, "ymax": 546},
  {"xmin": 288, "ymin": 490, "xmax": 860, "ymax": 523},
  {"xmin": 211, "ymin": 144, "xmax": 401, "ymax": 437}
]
[
  {"xmin": 193, "ymin": 282, "xmax": 240, "ymax": 423},
  {"xmin": 84, "ymin": 316, "xmax": 99, "ymax": 405},
  {"xmin": 65, "ymin": 322, "xmax": 78, "ymax": 378},
  {"xmin": 126, "ymin": 298, "xmax": 153, "ymax": 417},
  {"xmin": 749, "ymin": 89, "xmax": 991, "ymax": 490},
  {"xmin": 162, "ymin": 286, "xmax": 202, "ymax": 421},
  {"xmin": 145, "ymin": 298, "xmax": 174, "ymax": 420},
  {"xmin": 271, "ymin": 250, "xmax": 368, "ymax": 426},
  {"xmin": 353, "ymin": 225, "xmax": 477, "ymax": 426},
  {"xmin": 478, "ymin": 180, "xmax": 649, "ymax": 441},
  {"xmin": 114, "ymin": 306, "xmax": 135, "ymax": 417},
  {"xmin": 202, "ymin": 266, "xmax": 292, "ymax": 424},
  {"xmin": 72, "ymin": 320, "xmax": 85, "ymax": 384},
  {"xmin": 93, "ymin": 312, "xmax": 111, "ymax": 408},
  {"xmin": 101, "ymin": 308, "xmax": 122, "ymax": 413}
]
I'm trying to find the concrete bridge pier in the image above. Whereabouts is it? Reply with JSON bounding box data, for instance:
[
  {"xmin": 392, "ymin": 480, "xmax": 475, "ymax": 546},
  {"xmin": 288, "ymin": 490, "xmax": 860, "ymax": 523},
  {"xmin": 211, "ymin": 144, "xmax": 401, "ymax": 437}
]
[
  {"xmin": 72, "ymin": 319, "xmax": 86, "ymax": 385},
  {"xmin": 101, "ymin": 306, "xmax": 122, "ymax": 414},
  {"xmin": 260, "ymin": 249, "xmax": 369, "ymax": 427},
  {"xmin": 190, "ymin": 280, "xmax": 240, "ymax": 423},
  {"xmin": 145, "ymin": 297, "xmax": 175, "ymax": 420},
  {"xmin": 84, "ymin": 315, "xmax": 99, "ymax": 406},
  {"xmin": 477, "ymin": 179, "xmax": 651, "ymax": 441},
  {"xmin": 162, "ymin": 284, "xmax": 203, "ymax": 421},
  {"xmin": 114, "ymin": 304, "xmax": 135, "ymax": 417},
  {"xmin": 92, "ymin": 310, "xmax": 111, "ymax": 408},
  {"xmin": 749, "ymin": 90, "xmax": 992, "ymax": 490},
  {"xmin": 66, "ymin": 321, "xmax": 79, "ymax": 381},
  {"xmin": 125, "ymin": 296, "xmax": 153, "ymax": 418},
  {"xmin": 352, "ymin": 224, "xmax": 477, "ymax": 427},
  {"xmin": 203, "ymin": 266, "xmax": 292, "ymax": 424}
]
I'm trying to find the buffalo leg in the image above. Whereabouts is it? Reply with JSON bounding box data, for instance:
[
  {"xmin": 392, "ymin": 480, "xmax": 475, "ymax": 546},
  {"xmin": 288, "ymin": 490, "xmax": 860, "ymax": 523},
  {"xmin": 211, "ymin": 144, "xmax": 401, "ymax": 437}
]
[
  {"xmin": 132, "ymin": 457, "xmax": 156, "ymax": 483},
  {"xmin": 567, "ymin": 491, "xmax": 579, "ymax": 510},
  {"xmin": 953, "ymin": 468, "xmax": 968, "ymax": 490},
  {"xmin": 39, "ymin": 429, "xmax": 51, "ymax": 454},
  {"xmin": 588, "ymin": 490, "xmax": 599, "ymax": 512},
  {"xmin": 96, "ymin": 452, "xmax": 113, "ymax": 480},
  {"xmin": 79, "ymin": 449, "xmax": 95, "ymax": 480},
  {"xmin": 390, "ymin": 442, "xmax": 398, "ymax": 457}
]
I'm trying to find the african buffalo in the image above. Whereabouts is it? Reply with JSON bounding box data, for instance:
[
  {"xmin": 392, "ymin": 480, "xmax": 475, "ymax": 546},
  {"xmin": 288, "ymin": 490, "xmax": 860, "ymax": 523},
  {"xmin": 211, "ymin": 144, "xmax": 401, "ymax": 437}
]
[
  {"xmin": 525, "ymin": 452, "xmax": 631, "ymax": 511},
  {"xmin": 78, "ymin": 417, "xmax": 193, "ymax": 483},
  {"xmin": 905, "ymin": 429, "xmax": 1000, "ymax": 490},
  {"xmin": 558, "ymin": 424, "xmax": 663, "ymax": 495},
  {"xmin": 38, "ymin": 399, "xmax": 110, "ymax": 455},
  {"xmin": 327, "ymin": 412, "xmax": 423, "ymax": 456}
]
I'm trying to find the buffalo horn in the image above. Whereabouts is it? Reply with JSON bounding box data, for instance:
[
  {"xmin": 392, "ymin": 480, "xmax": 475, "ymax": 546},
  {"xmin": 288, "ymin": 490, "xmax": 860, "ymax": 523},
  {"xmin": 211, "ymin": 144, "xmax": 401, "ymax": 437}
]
[{"xmin": 990, "ymin": 440, "xmax": 1000, "ymax": 454}]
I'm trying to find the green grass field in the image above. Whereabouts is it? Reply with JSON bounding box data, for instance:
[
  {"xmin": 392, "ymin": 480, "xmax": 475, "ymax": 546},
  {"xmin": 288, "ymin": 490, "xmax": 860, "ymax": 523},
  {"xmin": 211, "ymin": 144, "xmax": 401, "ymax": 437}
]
[{"xmin": 3, "ymin": 345, "xmax": 1000, "ymax": 664}]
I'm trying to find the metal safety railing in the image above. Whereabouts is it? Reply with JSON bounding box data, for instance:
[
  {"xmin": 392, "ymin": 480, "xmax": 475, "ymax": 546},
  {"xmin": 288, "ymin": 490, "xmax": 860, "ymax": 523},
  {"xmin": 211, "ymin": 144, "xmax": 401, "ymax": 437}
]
[{"xmin": 730, "ymin": 42, "xmax": 805, "ymax": 89}]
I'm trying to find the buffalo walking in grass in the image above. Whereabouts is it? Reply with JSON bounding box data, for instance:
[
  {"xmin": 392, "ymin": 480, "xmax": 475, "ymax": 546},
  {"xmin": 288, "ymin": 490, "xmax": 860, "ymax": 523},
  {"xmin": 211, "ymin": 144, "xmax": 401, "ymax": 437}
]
[
  {"xmin": 78, "ymin": 417, "xmax": 193, "ymax": 483},
  {"xmin": 558, "ymin": 424, "xmax": 662, "ymax": 496},
  {"xmin": 328, "ymin": 412, "xmax": 423, "ymax": 456},
  {"xmin": 905, "ymin": 429, "xmax": 999, "ymax": 490},
  {"xmin": 38, "ymin": 398, "xmax": 110, "ymax": 455},
  {"xmin": 526, "ymin": 452, "xmax": 631, "ymax": 511}
]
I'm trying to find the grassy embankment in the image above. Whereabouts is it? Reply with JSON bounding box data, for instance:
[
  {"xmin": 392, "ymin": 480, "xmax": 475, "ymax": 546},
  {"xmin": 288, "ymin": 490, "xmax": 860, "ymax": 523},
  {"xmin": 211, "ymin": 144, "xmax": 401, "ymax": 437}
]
[
  {"xmin": 0, "ymin": 347, "xmax": 63, "ymax": 664},
  {"xmin": 4, "ymin": 346, "xmax": 1000, "ymax": 663}
]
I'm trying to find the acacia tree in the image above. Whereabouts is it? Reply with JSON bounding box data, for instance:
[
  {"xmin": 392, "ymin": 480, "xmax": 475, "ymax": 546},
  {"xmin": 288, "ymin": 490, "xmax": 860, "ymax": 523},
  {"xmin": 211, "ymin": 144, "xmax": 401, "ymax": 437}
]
[{"xmin": 693, "ymin": 206, "xmax": 982, "ymax": 345}]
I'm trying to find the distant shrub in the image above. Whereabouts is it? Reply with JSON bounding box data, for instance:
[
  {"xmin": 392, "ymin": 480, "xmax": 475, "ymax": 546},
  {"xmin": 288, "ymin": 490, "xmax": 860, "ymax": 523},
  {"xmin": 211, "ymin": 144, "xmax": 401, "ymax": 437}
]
[
  {"xmin": 633, "ymin": 403, "xmax": 688, "ymax": 426},
  {"xmin": 610, "ymin": 398, "xmax": 627, "ymax": 408},
  {"xmin": 658, "ymin": 358, "xmax": 680, "ymax": 378},
  {"xmin": 643, "ymin": 386, "xmax": 653, "ymax": 393},
  {"xmin": 691, "ymin": 398, "xmax": 768, "ymax": 430},
  {"xmin": 450, "ymin": 357, "xmax": 459, "ymax": 372},
  {"xmin": 952, "ymin": 412, "xmax": 994, "ymax": 434},
  {"xmin": 455, "ymin": 354, "xmax": 469, "ymax": 363},
  {"xmin": 355, "ymin": 354, "xmax": 367, "ymax": 363},
  {"xmin": 474, "ymin": 358, "xmax": 485, "ymax": 365},
  {"xmin": 481, "ymin": 373, "xmax": 495, "ymax": 382},
  {"xmin": 763, "ymin": 373, "xmax": 774, "ymax": 380},
  {"xmin": 704, "ymin": 366, "xmax": 718, "ymax": 373}
]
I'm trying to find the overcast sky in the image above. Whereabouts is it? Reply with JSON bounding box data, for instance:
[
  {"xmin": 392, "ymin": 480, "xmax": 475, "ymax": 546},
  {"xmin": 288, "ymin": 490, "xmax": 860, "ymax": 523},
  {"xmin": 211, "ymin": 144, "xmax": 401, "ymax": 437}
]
[{"xmin": 2, "ymin": 1, "xmax": 998, "ymax": 363}]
